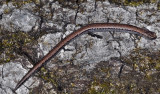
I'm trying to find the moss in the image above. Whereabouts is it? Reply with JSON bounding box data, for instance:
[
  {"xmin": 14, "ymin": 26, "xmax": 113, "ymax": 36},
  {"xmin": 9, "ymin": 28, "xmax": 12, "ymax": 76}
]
[
  {"xmin": 108, "ymin": 0, "xmax": 158, "ymax": 6},
  {"xmin": 12, "ymin": 0, "xmax": 33, "ymax": 8},
  {"xmin": 85, "ymin": 48, "xmax": 160, "ymax": 93},
  {"xmin": 124, "ymin": 48, "xmax": 160, "ymax": 70},
  {"xmin": 39, "ymin": 67, "xmax": 59, "ymax": 88},
  {"xmin": 3, "ymin": 8, "xmax": 10, "ymax": 14},
  {"xmin": 0, "ymin": 31, "xmax": 34, "ymax": 64},
  {"xmin": 57, "ymin": 0, "xmax": 87, "ymax": 9},
  {"xmin": 158, "ymin": 1, "xmax": 160, "ymax": 10},
  {"xmin": 5, "ymin": 0, "xmax": 39, "ymax": 8},
  {"xmin": 124, "ymin": 1, "xmax": 143, "ymax": 6}
]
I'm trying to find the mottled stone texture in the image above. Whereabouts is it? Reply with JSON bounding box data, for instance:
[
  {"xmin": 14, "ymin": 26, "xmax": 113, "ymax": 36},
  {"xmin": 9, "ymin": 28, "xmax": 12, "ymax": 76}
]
[{"xmin": 0, "ymin": 0, "xmax": 159, "ymax": 94}]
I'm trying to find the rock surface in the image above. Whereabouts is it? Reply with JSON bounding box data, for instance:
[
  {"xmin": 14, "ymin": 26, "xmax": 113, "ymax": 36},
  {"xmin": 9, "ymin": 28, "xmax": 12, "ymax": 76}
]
[{"xmin": 0, "ymin": 0, "xmax": 159, "ymax": 94}]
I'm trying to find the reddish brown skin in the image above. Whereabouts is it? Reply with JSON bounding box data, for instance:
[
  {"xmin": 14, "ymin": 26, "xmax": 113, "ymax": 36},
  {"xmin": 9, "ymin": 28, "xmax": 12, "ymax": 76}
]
[{"xmin": 14, "ymin": 23, "xmax": 157, "ymax": 91}]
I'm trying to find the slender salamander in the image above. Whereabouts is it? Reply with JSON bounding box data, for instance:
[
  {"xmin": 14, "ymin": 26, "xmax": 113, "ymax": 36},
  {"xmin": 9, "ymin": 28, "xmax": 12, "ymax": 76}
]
[{"xmin": 14, "ymin": 23, "xmax": 157, "ymax": 91}]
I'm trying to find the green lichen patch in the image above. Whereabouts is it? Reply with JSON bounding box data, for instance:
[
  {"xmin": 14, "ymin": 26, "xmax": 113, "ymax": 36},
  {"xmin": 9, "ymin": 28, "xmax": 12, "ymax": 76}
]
[
  {"xmin": 157, "ymin": 1, "xmax": 160, "ymax": 10},
  {"xmin": 5, "ymin": 0, "xmax": 39, "ymax": 8},
  {"xmin": 57, "ymin": 0, "xmax": 87, "ymax": 9},
  {"xmin": 40, "ymin": 67, "xmax": 59, "ymax": 87},
  {"xmin": 108, "ymin": 0, "xmax": 158, "ymax": 6},
  {"xmin": 123, "ymin": 48, "xmax": 160, "ymax": 72},
  {"xmin": 0, "ymin": 31, "xmax": 34, "ymax": 64},
  {"xmin": 85, "ymin": 48, "xmax": 160, "ymax": 94}
]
